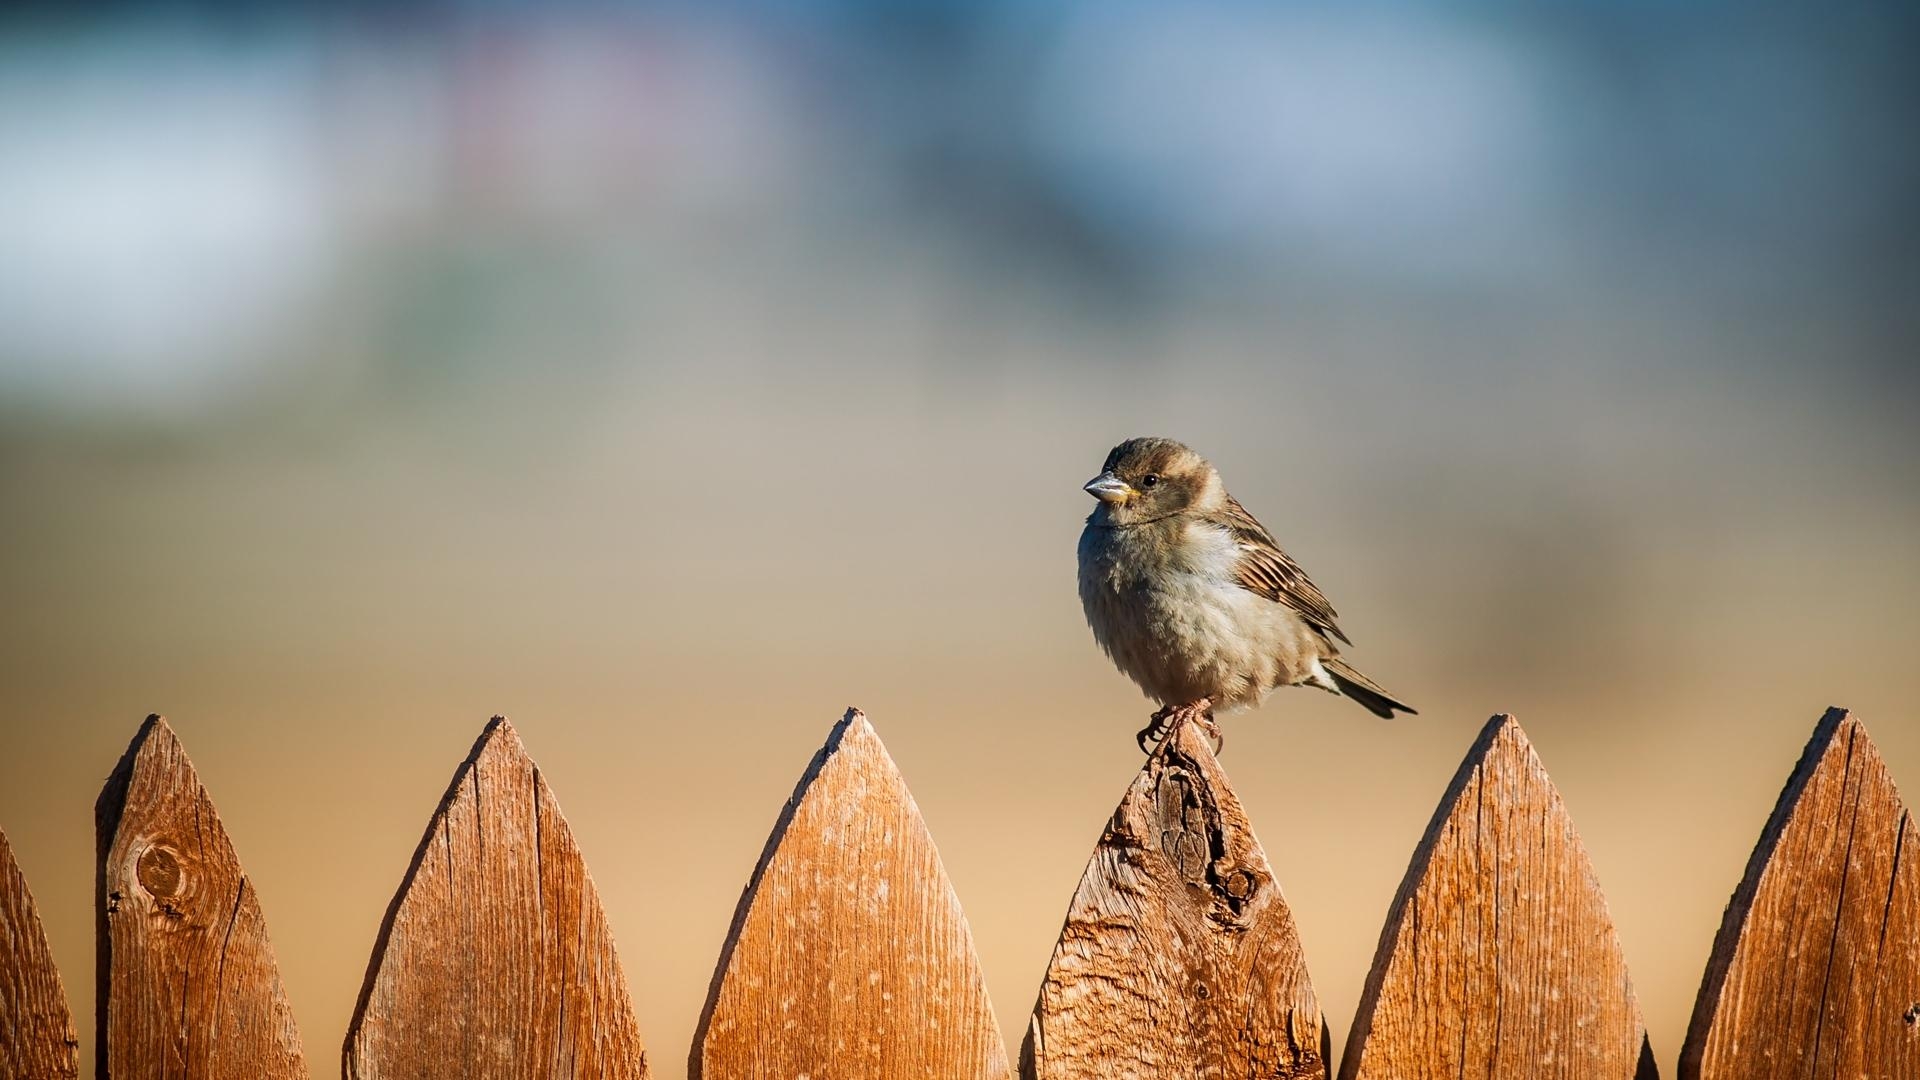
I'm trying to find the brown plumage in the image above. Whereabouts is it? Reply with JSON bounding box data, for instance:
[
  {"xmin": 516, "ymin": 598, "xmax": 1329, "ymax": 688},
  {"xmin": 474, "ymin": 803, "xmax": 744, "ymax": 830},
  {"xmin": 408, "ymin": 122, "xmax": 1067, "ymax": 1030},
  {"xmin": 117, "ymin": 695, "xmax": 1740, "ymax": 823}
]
[{"xmin": 1077, "ymin": 437, "xmax": 1414, "ymax": 746}]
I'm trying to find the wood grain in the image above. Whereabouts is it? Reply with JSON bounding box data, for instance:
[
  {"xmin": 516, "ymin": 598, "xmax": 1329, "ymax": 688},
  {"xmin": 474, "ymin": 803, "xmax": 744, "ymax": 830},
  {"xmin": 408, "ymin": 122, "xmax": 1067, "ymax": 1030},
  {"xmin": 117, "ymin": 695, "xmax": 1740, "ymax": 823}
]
[
  {"xmin": 96, "ymin": 714, "xmax": 306, "ymax": 1078},
  {"xmin": 345, "ymin": 716, "xmax": 648, "ymax": 1079},
  {"xmin": 1680, "ymin": 707, "xmax": 1920, "ymax": 1078},
  {"xmin": 1, "ymin": 826, "xmax": 78, "ymax": 1078},
  {"xmin": 1022, "ymin": 712, "xmax": 1324, "ymax": 1079},
  {"xmin": 1340, "ymin": 714, "xmax": 1655, "ymax": 1080},
  {"xmin": 693, "ymin": 708, "xmax": 1010, "ymax": 1080}
]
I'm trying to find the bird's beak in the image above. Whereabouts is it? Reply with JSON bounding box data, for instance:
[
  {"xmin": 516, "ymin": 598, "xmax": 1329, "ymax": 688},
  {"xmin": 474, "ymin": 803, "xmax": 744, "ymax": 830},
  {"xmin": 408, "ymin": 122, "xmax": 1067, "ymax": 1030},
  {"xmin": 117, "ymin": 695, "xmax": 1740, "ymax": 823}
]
[{"xmin": 1083, "ymin": 472, "xmax": 1135, "ymax": 504}]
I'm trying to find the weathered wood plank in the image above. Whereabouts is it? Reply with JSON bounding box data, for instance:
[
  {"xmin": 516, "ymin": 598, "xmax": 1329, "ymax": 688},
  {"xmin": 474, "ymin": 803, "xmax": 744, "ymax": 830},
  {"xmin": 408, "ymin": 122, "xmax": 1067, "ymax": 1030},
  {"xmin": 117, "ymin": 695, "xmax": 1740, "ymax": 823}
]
[
  {"xmin": 345, "ymin": 716, "xmax": 648, "ymax": 1079},
  {"xmin": 1680, "ymin": 707, "xmax": 1920, "ymax": 1078},
  {"xmin": 693, "ymin": 708, "xmax": 1010, "ymax": 1080},
  {"xmin": 1340, "ymin": 714, "xmax": 1655, "ymax": 1080},
  {"xmin": 1021, "ymin": 712, "xmax": 1325, "ymax": 1079},
  {"xmin": 96, "ymin": 714, "xmax": 306, "ymax": 1078},
  {"xmin": 1, "ymin": 826, "xmax": 78, "ymax": 1078}
]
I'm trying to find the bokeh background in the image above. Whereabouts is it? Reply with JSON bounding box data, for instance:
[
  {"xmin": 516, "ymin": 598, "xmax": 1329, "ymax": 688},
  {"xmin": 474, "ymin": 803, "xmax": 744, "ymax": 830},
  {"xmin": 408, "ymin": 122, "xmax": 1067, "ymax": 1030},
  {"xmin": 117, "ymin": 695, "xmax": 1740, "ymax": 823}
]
[{"xmin": 3, "ymin": 2, "xmax": 1917, "ymax": 1075}]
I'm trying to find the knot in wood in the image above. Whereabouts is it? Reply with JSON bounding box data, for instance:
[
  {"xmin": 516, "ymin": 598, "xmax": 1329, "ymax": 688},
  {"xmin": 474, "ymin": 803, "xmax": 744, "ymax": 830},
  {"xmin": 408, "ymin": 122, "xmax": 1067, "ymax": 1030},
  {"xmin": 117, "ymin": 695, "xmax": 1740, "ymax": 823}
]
[
  {"xmin": 137, "ymin": 844, "xmax": 183, "ymax": 899},
  {"xmin": 1206, "ymin": 863, "xmax": 1262, "ymax": 923},
  {"xmin": 1220, "ymin": 867, "xmax": 1257, "ymax": 903},
  {"xmin": 1906, "ymin": 1002, "xmax": 1920, "ymax": 1027}
]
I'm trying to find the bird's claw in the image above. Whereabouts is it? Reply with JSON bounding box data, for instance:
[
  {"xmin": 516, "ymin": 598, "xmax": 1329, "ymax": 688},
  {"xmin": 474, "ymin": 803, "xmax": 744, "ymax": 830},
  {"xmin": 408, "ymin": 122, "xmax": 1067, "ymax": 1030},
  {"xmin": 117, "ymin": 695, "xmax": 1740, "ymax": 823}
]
[
  {"xmin": 1135, "ymin": 708, "xmax": 1174, "ymax": 753},
  {"xmin": 1201, "ymin": 714, "xmax": 1224, "ymax": 755},
  {"xmin": 1135, "ymin": 699, "xmax": 1220, "ymax": 755}
]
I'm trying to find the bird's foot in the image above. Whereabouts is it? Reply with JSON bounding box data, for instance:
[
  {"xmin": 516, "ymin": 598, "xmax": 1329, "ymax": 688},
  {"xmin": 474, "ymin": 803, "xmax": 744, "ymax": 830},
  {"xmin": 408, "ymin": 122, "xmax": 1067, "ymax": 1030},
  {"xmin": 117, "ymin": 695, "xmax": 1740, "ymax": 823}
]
[
  {"xmin": 1135, "ymin": 698, "xmax": 1218, "ymax": 755},
  {"xmin": 1135, "ymin": 707, "xmax": 1175, "ymax": 754}
]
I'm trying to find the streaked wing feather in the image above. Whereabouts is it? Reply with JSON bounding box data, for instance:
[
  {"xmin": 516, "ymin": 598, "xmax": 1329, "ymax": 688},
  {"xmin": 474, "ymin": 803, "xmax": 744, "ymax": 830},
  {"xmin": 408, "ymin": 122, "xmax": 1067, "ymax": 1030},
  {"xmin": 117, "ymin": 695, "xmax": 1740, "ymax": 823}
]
[{"xmin": 1216, "ymin": 495, "xmax": 1351, "ymax": 645}]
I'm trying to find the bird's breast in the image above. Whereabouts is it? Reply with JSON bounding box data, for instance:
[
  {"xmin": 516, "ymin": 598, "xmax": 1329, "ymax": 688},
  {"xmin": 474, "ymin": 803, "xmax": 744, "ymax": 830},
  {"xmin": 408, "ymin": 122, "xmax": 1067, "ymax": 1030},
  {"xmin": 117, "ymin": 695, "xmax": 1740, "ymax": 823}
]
[
  {"xmin": 1079, "ymin": 520, "xmax": 1230, "ymax": 605},
  {"xmin": 1078, "ymin": 519, "xmax": 1316, "ymax": 708}
]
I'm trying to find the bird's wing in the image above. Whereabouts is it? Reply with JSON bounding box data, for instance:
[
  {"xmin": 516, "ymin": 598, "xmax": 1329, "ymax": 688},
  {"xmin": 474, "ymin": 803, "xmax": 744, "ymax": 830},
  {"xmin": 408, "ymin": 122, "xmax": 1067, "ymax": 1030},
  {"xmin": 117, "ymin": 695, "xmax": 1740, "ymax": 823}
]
[{"xmin": 1213, "ymin": 494, "xmax": 1351, "ymax": 646}]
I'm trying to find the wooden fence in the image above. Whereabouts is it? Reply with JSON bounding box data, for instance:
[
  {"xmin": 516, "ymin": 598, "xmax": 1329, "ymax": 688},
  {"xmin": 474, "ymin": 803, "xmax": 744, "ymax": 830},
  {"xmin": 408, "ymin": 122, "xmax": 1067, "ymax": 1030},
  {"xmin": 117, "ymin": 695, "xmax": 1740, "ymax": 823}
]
[{"xmin": 1, "ymin": 706, "xmax": 1914, "ymax": 1079}]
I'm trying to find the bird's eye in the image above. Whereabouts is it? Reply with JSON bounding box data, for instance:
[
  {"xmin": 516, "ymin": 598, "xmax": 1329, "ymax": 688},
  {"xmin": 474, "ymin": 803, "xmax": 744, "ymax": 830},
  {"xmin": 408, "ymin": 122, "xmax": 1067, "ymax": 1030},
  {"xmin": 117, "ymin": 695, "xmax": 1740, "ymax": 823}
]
[{"xmin": 1141, "ymin": 474, "xmax": 1160, "ymax": 488}]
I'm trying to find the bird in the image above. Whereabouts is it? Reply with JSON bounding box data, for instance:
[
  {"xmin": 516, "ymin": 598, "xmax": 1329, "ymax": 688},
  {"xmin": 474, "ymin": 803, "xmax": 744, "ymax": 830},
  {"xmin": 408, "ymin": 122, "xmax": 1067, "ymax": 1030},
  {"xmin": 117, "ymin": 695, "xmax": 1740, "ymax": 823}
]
[{"xmin": 1077, "ymin": 436, "xmax": 1415, "ymax": 751}]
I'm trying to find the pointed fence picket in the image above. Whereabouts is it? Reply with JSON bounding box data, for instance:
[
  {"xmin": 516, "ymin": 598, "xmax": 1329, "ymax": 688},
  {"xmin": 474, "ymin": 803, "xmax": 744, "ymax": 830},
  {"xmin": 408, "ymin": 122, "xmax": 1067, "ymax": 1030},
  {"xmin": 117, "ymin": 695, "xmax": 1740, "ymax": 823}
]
[
  {"xmin": 0, "ymin": 826, "xmax": 77, "ymax": 1078},
  {"xmin": 1681, "ymin": 707, "xmax": 1919, "ymax": 1078},
  {"xmin": 95, "ymin": 715, "xmax": 305, "ymax": 1078},
  {"xmin": 1023, "ymin": 714, "xmax": 1324, "ymax": 1080},
  {"xmin": 692, "ymin": 709, "xmax": 1007, "ymax": 1080},
  {"xmin": 1339, "ymin": 715, "xmax": 1655, "ymax": 1080},
  {"xmin": 345, "ymin": 717, "xmax": 648, "ymax": 1079},
  {"xmin": 0, "ymin": 704, "xmax": 1910, "ymax": 1079}
]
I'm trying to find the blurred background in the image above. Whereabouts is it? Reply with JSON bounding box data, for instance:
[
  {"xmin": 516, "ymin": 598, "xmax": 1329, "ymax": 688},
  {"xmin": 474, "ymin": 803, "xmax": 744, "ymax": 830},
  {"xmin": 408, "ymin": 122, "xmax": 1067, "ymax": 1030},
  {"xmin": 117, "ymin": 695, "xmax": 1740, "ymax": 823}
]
[{"xmin": 2, "ymin": 1, "xmax": 1916, "ymax": 1074}]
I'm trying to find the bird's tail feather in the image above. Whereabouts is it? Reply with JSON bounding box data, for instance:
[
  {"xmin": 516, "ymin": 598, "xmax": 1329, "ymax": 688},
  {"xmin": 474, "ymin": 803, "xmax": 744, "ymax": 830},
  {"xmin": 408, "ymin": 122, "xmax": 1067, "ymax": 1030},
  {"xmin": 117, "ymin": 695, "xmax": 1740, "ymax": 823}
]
[{"xmin": 1324, "ymin": 657, "xmax": 1417, "ymax": 719}]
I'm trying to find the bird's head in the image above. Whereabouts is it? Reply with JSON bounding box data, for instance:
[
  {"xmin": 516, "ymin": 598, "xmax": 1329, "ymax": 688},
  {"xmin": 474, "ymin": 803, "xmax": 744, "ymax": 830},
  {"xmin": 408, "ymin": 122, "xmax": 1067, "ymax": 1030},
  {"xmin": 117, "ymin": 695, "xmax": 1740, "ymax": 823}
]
[{"xmin": 1083, "ymin": 437, "xmax": 1221, "ymax": 525}]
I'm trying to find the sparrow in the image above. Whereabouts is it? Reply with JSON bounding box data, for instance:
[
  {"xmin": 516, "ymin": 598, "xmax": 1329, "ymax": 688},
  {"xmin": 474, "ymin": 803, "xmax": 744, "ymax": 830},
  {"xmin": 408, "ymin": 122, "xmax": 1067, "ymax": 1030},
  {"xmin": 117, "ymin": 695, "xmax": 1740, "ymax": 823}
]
[{"xmin": 1077, "ymin": 436, "xmax": 1415, "ymax": 750}]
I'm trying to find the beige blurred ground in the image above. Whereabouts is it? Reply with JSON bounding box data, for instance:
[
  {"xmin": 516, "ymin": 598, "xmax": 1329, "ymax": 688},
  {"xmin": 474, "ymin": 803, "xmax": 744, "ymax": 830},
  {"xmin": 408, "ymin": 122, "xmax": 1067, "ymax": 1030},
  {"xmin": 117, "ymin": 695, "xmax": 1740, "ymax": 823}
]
[{"xmin": 3, "ymin": 308, "xmax": 1917, "ymax": 1076}]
